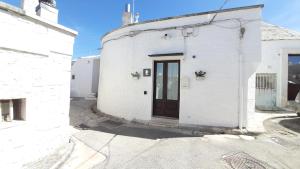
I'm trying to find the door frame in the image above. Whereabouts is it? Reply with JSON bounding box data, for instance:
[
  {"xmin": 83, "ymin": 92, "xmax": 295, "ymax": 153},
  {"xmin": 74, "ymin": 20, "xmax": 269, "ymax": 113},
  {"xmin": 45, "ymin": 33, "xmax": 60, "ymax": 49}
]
[
  {"xmin": 152, "ymin": 60, "xmax": 180, "ymax": 119},
  {"xmin": 280, "ymin": 49, "xmax": 300, "ymax": 107},
  {"xmin": 287, "ymin": 54, "xmax": 300, "ymax": 101}
]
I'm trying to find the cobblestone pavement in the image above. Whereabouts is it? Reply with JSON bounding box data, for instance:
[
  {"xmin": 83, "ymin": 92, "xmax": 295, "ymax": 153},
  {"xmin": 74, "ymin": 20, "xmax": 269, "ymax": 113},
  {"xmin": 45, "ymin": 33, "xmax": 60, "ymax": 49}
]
[{"xmin": 58, "ymin": 100, "xmax": 300, "ymax": 169}]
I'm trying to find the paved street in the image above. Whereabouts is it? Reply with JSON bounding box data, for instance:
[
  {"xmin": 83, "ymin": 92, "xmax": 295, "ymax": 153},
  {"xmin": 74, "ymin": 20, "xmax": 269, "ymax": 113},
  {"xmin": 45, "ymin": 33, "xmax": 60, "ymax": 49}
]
[
  {"xmin": 0, "ymin": 120, "xmax": 70, "ymax": 169},
  {"xmin": 62, "ymin": 100, "xmax": 300, "ymax": 169}
]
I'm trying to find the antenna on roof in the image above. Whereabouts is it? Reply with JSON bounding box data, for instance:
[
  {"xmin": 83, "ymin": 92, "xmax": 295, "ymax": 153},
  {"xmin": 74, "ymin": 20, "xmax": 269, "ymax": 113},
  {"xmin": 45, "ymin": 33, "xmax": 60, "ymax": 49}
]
[
  {"xmin": 132, "ymin": 0, "xmax": 135, "ymax": 15},
  {"xmin": 122, "ymin": 3, "xmax": 132, "ymax": 25},
  {"xmin": 122, "ymin": 0, "xmax": 139, "ymax": 25},
  {"xmin": 132, "ymin": 0, "xmax": 135, "ymax": 21},
  {"xmin": 132, "ymin": 0, "xmax": 139, "ymax": 23}
]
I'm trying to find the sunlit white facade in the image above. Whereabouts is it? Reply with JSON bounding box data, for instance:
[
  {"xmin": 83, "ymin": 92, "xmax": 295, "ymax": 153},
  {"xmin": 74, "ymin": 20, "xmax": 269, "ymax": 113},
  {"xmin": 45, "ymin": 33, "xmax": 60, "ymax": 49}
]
[{"xmin": 98, "ymin": 5, "xmax": 263, "ymax": 128}]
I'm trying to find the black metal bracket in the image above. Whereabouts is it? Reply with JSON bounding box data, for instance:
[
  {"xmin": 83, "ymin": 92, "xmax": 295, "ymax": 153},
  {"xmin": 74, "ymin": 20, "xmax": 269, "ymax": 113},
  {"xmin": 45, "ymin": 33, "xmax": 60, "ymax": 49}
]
[
  {"xmin": 195, "ymin": 71, "xmax": 206, "ymax": 78},
  {"xmin": 131, "ymin": 72, "xmax": 140, "ymax": 79}
]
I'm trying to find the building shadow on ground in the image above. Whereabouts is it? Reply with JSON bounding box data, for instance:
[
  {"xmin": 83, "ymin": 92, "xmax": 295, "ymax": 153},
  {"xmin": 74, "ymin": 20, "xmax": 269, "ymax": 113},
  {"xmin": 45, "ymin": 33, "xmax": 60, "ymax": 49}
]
[
  {"xmin": 76, "ymin": 123, "xmax": 201, "ymax": 140},
  {"xmin": 70, "ymin": 100, "xmax": 260, "ymax": 140},
  {"xmin": 75, "ymin": 120, "xmax": 263, "ymax": 139},
  {"xmin": 279, "ymin": 117, "xmax": 300, "ymax": 134},
  {"xmin": 70, "ymin": 100, "xmax": 202, "ymax": 139}
]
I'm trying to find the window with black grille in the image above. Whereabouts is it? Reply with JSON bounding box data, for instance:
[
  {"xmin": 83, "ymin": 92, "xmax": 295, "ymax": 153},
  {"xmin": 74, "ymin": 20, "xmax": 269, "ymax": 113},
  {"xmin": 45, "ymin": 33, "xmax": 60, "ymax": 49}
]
[{"xmin": 256, "ymin": 73, "xmax": 277, "ymax": 90}]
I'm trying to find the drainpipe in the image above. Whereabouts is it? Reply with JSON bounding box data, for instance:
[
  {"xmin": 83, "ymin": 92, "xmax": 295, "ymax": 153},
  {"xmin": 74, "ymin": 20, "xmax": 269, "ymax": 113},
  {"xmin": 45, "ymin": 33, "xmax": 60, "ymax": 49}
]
[
  {"xmin": 183, "ymin": 36, "xmax": 187, "ymax": 60},
  {"xmin": 0, "ymin": 101, "xmax": 2, "ymax": 122},
  {"xmin": 238, "ymin": 52, "xmax": 244, "ymax": 130},
  {"xmin": 182, "ymin": 29, "xmax": 189, "ymax": 61},
  {"xmin": 238, "ymin": 26, "xmax": 246, "ymax": 130}
]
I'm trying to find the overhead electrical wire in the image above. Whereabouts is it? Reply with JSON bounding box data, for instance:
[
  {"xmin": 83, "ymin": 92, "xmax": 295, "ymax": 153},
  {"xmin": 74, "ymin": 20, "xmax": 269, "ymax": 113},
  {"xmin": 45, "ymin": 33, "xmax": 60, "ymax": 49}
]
[
  {"xmin": 101, "ymin": 17, "xmax": 259, "ymax": 47},
  {"xmin": 208, "ymin": 0, "xmax": 231, "ymax": 24},
  {"xmin": 100, "ymin": 0, "xmax": 262, "ymax": 47}
]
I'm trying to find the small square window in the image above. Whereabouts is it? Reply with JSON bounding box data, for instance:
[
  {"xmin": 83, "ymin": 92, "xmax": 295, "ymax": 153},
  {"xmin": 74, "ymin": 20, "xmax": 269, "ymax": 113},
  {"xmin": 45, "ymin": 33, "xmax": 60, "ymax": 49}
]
[{"xmin": 72, "ymin": 75, "xmax": 75, "ymax": 80}]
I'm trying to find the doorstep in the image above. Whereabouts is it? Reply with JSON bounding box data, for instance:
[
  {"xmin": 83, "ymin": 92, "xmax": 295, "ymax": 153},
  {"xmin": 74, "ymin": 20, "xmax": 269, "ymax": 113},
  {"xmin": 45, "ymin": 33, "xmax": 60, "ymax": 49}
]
[{"xmin": 149, "ymin": 117, "xmax": 179, "ymax": 128}]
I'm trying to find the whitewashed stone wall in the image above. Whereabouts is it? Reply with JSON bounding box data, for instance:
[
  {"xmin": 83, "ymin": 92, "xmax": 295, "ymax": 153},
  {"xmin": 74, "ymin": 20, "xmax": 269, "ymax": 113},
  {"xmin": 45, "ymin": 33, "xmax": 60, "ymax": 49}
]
[
  {"xmin": 98, "ymin": 6, "xmax": 262, "ymax": 128},
  {"xmin": 71, "ymin": 56, "xmax": 100, "ymax": 98},
  {"xmin": 257, "ymin": 40, "xmax": 300, "ymax": 107},
  {"xmin": 255, "ymin": 22, "xmax": 300, "ymax": 108},
  {"xmin": 0, "ymin": 2, "xmax": 76, "ymax": 125},
  {"xmin": 0, "ymin": 2, "xmax": 77, "ymax": 167}
]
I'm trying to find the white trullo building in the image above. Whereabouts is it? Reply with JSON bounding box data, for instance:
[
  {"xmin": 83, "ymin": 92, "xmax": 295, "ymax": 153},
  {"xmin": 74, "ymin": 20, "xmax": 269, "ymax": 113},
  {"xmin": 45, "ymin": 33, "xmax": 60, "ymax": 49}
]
[
  {"xmin": 256, "ymin": 23, "xmax": 300, "ymax": 110},
  {"xmin": 0, "ymin": 0, "xmax": 77, "ymax": 166},
  {"xmin": 97, "ymin": 5, "xmax": 263, "ymax": 129},
  {"xmin": 71, "ymin": 55, "xmax": 100, "ymax": 99}
]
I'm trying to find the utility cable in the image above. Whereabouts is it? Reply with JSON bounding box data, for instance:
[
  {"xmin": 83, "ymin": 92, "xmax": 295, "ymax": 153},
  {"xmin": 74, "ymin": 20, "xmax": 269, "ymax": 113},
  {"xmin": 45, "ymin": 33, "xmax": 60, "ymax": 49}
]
[
  {"xmin": 101, "ymin": 17, "xmax": 259, "ymax": 47},
  {"xmin": 209, "ymin": 0, "xmax": 231, "ymax": 24}
]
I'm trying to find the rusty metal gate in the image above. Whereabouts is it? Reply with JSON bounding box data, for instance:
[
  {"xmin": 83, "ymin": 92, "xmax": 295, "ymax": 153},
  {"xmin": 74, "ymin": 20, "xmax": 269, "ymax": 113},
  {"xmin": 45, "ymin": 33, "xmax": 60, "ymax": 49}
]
[{"xmin": 255, "ymin": 73, "xmax": 277, "ymax": 110}]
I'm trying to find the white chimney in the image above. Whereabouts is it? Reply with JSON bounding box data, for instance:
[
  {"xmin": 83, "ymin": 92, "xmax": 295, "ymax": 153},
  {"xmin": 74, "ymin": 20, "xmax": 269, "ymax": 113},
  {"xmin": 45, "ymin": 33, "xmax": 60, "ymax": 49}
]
[
  {"xmin": 21, "ymin": 0, "xmax": 58, "ymax": 23},
  {"xmin": 36, "ymin": 2, "xmax": 59, "ymax": 23},
  {"xmin": 122, "ymin": 3, "xmax": 132, "ymax": 26},
  {"xmin": 21, "ymin": 0, "xmax": 39, "ymax": 14}
]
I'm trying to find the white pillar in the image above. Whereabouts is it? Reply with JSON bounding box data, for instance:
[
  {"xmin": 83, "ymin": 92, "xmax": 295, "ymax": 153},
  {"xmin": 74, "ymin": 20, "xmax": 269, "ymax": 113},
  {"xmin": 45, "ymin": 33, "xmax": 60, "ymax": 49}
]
[
  {"xmin": 9, "ymin": 100, "xmax": 13, "ymax": 122},
  {"xmin": 0, "ymin": 102, "xmax": 2, "ymax": 122}
]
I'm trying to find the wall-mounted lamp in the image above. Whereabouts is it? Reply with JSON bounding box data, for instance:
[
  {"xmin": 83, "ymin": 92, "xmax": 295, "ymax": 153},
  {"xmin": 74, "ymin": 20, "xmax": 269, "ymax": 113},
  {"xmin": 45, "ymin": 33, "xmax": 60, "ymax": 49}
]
[
  {"xmin": 131, "ymin": 72, "xmax": 140, "ymax": 79},
  {"xmin": 195, "ymin": 71, "xmax": 206, "ymax": 80},
  {"xmin": 240, "ymin": 27, "xmax": 246, "ymax": 39}
]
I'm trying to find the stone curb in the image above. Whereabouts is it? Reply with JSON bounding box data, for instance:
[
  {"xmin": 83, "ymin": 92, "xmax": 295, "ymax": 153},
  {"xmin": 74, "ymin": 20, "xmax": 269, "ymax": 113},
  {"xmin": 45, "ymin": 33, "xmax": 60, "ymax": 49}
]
[
  {"xmin": 263, "ymin": 115, "xmax": 300, "ymax": 137},
  {"xmin": 91, "ymin": 104, "xmax": 127, "ymax": 124},
  {"xmin": 49, "ymin": 139, "xmax": 76, "ymax": 169}
]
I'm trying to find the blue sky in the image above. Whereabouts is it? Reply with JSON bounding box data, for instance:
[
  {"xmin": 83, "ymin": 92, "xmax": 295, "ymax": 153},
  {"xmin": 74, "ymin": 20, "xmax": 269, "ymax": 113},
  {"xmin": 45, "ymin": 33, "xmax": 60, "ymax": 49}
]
[{"xmin": 2, "ymin": 0, "xmax": 300, "ymax": 58}]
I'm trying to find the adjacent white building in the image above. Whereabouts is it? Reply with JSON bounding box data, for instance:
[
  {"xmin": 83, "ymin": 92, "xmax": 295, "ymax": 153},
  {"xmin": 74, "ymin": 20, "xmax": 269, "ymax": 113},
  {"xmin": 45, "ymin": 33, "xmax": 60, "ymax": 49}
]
[
  {"xmin": 71, "ymin": 55, "xmax": 100, "ymax": 98},
  {"xmin": 256, "ymin": 23, "xmax": 300, "ymax": 110},
  {"xmin": 0, "ymin": 0, "xmax": 77, "ymax": 166},
  {"xmin": 98, "ymin": 5, "xmax": 263, "ymax": 129}
]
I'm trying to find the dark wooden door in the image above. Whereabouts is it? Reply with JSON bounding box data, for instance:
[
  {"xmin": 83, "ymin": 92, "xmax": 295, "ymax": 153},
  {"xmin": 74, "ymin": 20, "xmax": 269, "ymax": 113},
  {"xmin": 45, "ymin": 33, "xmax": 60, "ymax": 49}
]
[{"xmin": 153, "ymin": 61, "xmax": 180, "ymax": 118}]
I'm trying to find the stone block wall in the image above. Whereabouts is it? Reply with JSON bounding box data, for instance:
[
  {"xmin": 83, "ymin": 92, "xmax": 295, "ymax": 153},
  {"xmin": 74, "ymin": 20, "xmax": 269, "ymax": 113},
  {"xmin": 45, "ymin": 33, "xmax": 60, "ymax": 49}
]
[{"xmin": 0, "ymin": 2, "xmax": 77, "ymax": 166}]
